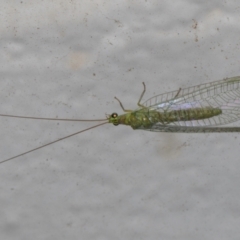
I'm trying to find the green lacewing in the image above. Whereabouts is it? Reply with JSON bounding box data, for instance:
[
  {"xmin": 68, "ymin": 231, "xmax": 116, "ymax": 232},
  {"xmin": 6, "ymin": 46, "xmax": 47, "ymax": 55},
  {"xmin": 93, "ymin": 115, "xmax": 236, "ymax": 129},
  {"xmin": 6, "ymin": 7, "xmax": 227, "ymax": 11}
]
[{"xmin": 2, "ymin": 76, "xmax": 240, "ymax": 164}]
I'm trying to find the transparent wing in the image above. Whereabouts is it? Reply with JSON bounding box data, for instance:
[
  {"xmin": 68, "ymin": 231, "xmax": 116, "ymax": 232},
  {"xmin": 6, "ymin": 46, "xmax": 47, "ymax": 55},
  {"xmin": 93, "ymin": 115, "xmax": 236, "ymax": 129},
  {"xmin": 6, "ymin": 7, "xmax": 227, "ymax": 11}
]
[
  {"xmin": 141, "ymin": 76, "xmax": 240, "ymax": 128},
  {"xmin": 141, "ymin": 125, "xmax": 240, "ymax": 133}
]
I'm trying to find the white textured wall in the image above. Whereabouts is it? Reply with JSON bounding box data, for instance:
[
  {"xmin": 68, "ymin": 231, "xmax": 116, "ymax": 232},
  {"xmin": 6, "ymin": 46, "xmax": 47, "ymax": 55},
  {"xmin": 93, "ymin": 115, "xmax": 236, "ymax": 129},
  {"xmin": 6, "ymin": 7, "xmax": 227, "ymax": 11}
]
[{"xmin": 1, "ymin": 1, "xmax": 240, "ymax": 239}]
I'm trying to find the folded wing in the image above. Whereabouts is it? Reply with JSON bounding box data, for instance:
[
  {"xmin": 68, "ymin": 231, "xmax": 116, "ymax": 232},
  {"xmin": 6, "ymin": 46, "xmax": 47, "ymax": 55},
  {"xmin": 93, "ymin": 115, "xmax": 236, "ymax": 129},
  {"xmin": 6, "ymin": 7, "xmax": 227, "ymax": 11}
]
[{"xmin": 142, "ymin": 76, "xmax": 240, "ymax": 128}]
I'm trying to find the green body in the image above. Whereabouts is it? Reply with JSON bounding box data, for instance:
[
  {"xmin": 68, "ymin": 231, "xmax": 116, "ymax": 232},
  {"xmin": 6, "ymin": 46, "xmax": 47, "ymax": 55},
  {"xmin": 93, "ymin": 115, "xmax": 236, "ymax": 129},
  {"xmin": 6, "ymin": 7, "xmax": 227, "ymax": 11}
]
[{"xmin": 109, "ymin": 107, "xmax": 222, "ymax": 129}]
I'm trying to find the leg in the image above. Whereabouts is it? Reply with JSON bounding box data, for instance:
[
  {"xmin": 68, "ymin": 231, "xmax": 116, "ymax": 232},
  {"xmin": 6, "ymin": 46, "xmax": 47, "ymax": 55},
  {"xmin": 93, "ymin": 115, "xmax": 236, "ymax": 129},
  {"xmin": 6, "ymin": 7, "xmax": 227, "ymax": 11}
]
[
  {"xmin": 114, "ymin": 97, "xmax": 132, "ymax": 112},
  {"xmin": 114, "ymin": 82, "xmax": 147, "ymax": 112},
  {"xmin": 174, "ymin": 88, "xmax": 182, "ymax": 98},
  {"xmin": 137, "ymin": 82, "xmax": 146, "ymax": 108},
  {"xmin": 165, "ymin": 88, "xmax": 182, "ymax": 111}
]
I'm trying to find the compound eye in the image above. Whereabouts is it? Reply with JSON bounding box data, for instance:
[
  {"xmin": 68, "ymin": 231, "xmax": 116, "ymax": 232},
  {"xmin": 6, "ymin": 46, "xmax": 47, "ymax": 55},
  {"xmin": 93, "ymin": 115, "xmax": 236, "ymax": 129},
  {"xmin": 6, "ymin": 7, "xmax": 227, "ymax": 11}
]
[
  {"xmin": 111, "ymin": 113, "xmax": 118, "ymax": 118},
  {"xmin": 110, "ymin": 113, "xmax": 119, "ymax": 126}
]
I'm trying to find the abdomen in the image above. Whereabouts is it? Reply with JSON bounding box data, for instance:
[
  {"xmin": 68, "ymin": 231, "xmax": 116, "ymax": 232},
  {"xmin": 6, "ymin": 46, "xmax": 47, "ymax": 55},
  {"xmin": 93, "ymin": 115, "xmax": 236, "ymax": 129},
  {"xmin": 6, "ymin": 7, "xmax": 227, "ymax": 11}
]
[{"xmin": 158, "ymin": 107, "xmax": 222, "ymax": 123}]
